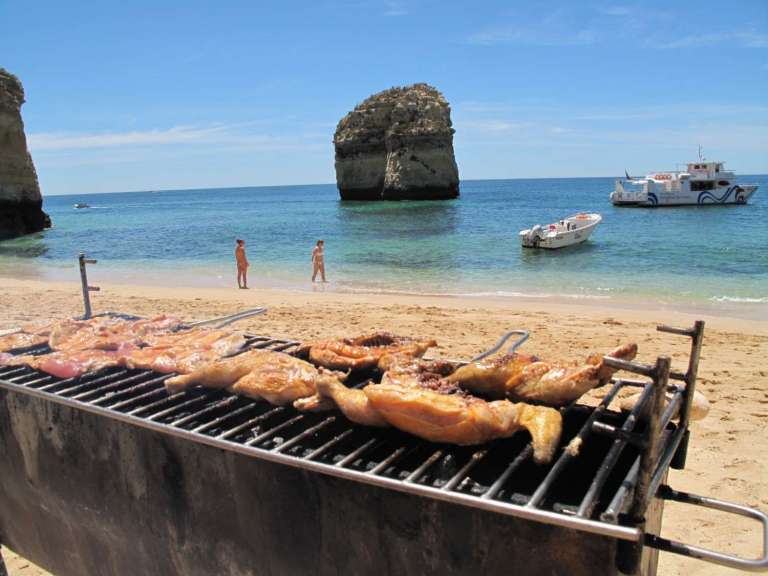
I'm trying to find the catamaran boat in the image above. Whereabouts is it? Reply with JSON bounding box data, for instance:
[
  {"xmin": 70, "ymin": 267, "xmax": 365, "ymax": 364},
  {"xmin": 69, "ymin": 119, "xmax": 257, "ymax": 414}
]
[
  {"xmin": 520, "ymin": 213, "xmax": 602, "ymax": 249},
  {"xmin": 610, "ymin": 158, "xmax": 758, "ymax": 207}
]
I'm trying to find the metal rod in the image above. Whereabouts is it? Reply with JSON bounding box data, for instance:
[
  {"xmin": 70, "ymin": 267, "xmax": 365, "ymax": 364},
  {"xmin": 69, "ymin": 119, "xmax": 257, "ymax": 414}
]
[
  {"xmin": 127, "ymin": 392, "xmax": 185, "ymax": 417},
  {"xmin": 0, "ymin": 366, "xmax": 28, "ymax": 378},
  {"xmin": 182, "ymin": 308, "xmax": 267, "ymax": 330},
  {"xmin": 244, "ymin": 414, "xmax": 305, "ymax": 446},
  {"xmin": 169, "ymin": 395, "xmax": 240, "ymax": 428},
  {"xmin": 602, "ymin": 357, "xmax": 656, "ymax": 378},
  {"xmin": 335, "ymin": 437, "xmax": 378, "ymax": 468},
  {"xmin": 145, "ymin": 395, "xmax": 211, "ymax": 422},
  {"xmin": 441, "ymin": 450, "xmax": 487, "ymax": 492},
  {"xmin": 306, "ymin": 429, "xmax": 355, "ymax": 461},
  {"xmin": 107, "ymin": 384, "xmax": 168, "ymax": 412},
  {"xmin": 677, "ymin": 321, "xmax": 705, "ymax": 440},
  {"xmin": 216, "ymin": 406, "xmax": 285, "ymax": 440},
  {"xmin": 471, "ymin": 330, "xmax": 529, "ymax": 362},
  {"xmin": 404, "ymin": 449, "xmax": 444, "ymax": 483},
  {"xmin": 629, "ymin": 356, "xmax": 670, "ymax": 522},
  {"xmin": 368, "ymin": 447, "xmax": 407, "ymax": 475},
  {"xmin": 55, "ymin": 369, "xmax": 130, "ymax": 396},
  {"xmin": 91, "ymin": 378, "xmax": 168, "ymax": 407},
  {"xmin": 481, "ymin": 445, "xmax": 534, "ymax": 500},
  {"xmin": 78, "ymin": 252, "xmax": 98, "ymax": 319},
  {"xmin": 191, "ymin": 402, "xmax": 261, "ymax": 434},
  {"xmin": 273, "ymin": 416, "xmax": 337, "ymax": 454},
  {"xmin": 71, "ymin": 372, "xmax": 151, "ymax": 401}
]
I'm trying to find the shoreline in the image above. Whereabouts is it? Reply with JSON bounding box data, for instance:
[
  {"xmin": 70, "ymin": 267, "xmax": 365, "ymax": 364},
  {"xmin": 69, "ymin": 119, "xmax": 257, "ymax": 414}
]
[
  {"xmin": 0, "ymin": 276, "xmax": 765, "ymax": 334},
  {"xmin": 1, "ymin": 269, "xmax": 766, "ymax": 325}
]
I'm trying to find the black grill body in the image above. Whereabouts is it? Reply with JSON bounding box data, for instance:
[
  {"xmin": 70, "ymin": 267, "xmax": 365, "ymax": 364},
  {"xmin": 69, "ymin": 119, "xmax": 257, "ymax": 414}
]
[{"xmin": 0, "ymin": 387, "xmax": 665, "ymax": 576}]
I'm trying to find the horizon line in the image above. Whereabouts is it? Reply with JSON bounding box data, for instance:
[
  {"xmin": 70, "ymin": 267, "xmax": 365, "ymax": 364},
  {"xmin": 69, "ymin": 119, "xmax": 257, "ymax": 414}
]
[{"xmin": 43, "ymin": 174, "xmax": 768, "ymax": 197}]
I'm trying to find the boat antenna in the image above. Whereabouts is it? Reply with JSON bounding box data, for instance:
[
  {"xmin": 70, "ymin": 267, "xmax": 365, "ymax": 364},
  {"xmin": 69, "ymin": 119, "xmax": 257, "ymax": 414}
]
[{"xmin": 698, "ymin": 144, "xmax": 704, "ymax": 162}]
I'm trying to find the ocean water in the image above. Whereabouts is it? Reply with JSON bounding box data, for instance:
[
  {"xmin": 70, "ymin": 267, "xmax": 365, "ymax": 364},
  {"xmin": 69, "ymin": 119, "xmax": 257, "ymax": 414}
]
[{"xmin": 1, "ymin": 177, "xmax": 766, "ymax": 312}]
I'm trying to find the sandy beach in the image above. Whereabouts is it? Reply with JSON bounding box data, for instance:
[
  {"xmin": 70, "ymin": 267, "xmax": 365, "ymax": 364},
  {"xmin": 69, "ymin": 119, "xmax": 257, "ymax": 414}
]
[{"xmin": 1, "ymin": 277, "xmax": 766, "ymax": 575}]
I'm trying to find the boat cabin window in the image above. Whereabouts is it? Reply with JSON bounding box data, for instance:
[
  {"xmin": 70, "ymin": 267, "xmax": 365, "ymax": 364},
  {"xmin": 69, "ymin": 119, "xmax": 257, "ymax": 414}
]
[
  {"xmin": 718, "ymin": 180, "xmax": 730, "ymax": 186},
  {"xmin": 690, "ymin": 180, "xmax": 715, "ymax": 192}
]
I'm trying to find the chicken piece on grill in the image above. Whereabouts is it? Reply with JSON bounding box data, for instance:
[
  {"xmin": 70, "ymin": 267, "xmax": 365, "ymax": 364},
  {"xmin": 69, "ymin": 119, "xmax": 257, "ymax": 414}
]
[
  {"xmin": 297, "ymin": 332, "xmax": 437, "ymax": 373},
  {"xmin": 122, "ymin": 330, "xmax": 246, "ymax": 373},
  {"xmin": 164, "ymin": 349, "xmax": 346, "ymax": 406},
  {"xmin": 3, "ymin": 349, "xmax": 125, "ymax": 379},
  {"xmin": 364, "ymin": 384, "xmax": 562, "ymax": 464},
  {"xmin": 295, "ymin": 377, "xmax": 389, "ymax": 426},
  {"xmin": 0, "ymin": 331, "xmax": 48, "ymax": 352},
  {"xmin": 48, "ymin": 315, "xmax": 183, "ymax": 352},
  {"xmin": 446, "ymin": 343, "xmax": 638, "ymax": 406},
  {"xmin": 0, "ymin": 321, "xmax": 55, "ymax": 352}
]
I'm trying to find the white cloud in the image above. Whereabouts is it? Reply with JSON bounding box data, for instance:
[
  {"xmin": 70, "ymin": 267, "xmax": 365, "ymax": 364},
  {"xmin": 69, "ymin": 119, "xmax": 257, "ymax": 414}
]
[
  {"xmin": 28, "ymin": 125, "xmax": 229, "ymax": 151},
  {"xmin": 598, "ymin": 5, "xmax": 636, "ymax": 17},
  {"xmin": 656, "ymin": 30, "xmax": 768, "ymax": 49},
  {"xmin": 383, "ymin": 1, "xmax": 408, "ymax": 16},
  {"xmin": 27, "ymin": 124, "xmax": 328, "ymax": 153},
  {"xmin": 468, "ymin": 27, "xmax": 596, "ymax": 47},
  {"xmin": 457, "ymin": 120, "xmax": 530, "ymax": 133}
]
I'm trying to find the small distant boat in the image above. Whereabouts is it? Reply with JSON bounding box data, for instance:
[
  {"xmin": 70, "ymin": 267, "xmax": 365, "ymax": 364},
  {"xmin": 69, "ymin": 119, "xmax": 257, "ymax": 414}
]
[
  {"xmin": 520, "ymin": 213, "xmax": 602, "ymax": 249},
  {"xmin": 73, "ymin": 203, "xmax": 91, "ymax": 209}
]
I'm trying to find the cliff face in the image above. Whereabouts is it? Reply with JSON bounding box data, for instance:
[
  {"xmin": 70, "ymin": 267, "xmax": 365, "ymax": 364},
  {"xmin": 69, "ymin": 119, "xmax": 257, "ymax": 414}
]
[
  {"xmin": 334, "ymin": 83, "xmax": 459, "ymax": 201},
  {"xmin": 0, "ymin": 68, "xmax": 50, "ymax": 240}
]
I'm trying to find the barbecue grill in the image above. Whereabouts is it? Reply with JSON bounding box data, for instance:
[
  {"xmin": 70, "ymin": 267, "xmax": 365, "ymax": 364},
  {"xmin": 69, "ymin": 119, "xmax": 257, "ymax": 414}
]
[{"xmin": 1, "ymin": 320, "xmax": 766, "ymax": 575}]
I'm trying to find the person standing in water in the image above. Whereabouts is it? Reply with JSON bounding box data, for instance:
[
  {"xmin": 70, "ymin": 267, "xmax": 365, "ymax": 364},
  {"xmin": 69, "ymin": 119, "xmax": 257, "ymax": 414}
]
[
  {"xmin": 235, "ymin": 239, "xmax": 249, "ymax": 289},
  {"xmin": 312, "ymin": 240, "xmax": 326, "ymax": 283}
]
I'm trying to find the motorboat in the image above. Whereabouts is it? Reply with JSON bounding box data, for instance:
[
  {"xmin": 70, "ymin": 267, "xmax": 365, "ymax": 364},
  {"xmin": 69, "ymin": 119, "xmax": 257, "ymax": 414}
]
[
  {"xmin": 610, "ymin": 154, "xmax": 758, "ymax": 207},
  {"xmin": 73, "ymin": 203, "xmax": 91, "ymax": 209},
  {"xmin": 520, "ymin": 213, "xmax": 602, "ymax": 249}
]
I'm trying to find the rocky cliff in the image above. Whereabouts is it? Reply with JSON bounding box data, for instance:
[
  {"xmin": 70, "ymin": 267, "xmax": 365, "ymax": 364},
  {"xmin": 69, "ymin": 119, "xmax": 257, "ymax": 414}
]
[
  {"xmin": 334, "ymin": 83, "xmax": 459, "ymax": 201},
  {"xmin": 0, "ymin": 68, "xmax": 50, "ymax": 240}
]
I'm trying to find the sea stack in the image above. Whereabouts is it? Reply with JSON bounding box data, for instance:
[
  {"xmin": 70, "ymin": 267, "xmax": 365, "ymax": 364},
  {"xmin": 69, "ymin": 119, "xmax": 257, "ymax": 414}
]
[
  {"xmin": 334, "ymin": 83, "xmax": 459, "ymax": 201},
  {"xmin": 0, "ymin": 68, "xmax": 50, "ymax": 240}
]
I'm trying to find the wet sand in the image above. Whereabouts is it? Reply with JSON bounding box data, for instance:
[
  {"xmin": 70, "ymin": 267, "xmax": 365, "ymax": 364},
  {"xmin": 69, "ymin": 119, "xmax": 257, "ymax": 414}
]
[{"xmin": 1, "ymin": 278, "xmax": 766, "ymax": 576}]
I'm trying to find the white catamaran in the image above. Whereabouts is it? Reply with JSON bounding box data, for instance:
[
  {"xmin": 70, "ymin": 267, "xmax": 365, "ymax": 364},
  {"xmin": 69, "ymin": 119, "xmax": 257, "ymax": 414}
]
[{"xmin": 610, "ymin": 155, "xmax": 758, "ymax": 207}]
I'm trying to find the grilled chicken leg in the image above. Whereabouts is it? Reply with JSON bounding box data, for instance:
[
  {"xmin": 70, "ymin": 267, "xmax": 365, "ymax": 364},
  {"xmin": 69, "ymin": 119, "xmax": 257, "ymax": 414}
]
[
  {"xmin": 165, "ymin": 348, "xmax": 346, "ymax": 406},
  {"xmin": 364, "ymin": 384, "xmax": 562, "ymax": 464},
  {"xmin": 447, "ymin": 343, "xmax": 638, "ymax": 406},
  {"xmin": 297, "ymin": 332, "xmax": 437, "ymax": 373}
]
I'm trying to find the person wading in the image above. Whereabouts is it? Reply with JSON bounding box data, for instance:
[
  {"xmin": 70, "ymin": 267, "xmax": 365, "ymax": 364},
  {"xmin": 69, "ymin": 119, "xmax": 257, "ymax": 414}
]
[
  {"xmin": 312, "ymin": 239, "xmax": 326, "ymax": 283},
  {"xmin": 235, "ymin": 239, "xmax": 249, "ymax": 289}
]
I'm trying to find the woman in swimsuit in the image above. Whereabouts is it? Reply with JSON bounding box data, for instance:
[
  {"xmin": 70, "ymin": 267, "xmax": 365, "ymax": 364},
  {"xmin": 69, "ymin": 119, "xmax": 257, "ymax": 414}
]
[
  {"xmin": 311, "ymin": 240, "xmax": 326, "ymax": 283},
  {"xmin": 235, "ymin": 239, "xmax": 249, "ymax": 289}
]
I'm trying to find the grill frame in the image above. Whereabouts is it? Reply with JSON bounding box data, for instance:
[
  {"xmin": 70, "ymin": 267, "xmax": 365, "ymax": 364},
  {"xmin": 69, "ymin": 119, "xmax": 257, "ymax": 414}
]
[{"xmin": 0, "ymin": 333, "xmax": 675, "ymax": 544}]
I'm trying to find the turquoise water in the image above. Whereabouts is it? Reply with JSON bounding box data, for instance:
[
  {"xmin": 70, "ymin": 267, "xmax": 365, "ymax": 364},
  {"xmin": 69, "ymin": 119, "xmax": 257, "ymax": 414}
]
[{"xmin": 1, "ymin": 177, "xmax": 766, "ymax": 308}]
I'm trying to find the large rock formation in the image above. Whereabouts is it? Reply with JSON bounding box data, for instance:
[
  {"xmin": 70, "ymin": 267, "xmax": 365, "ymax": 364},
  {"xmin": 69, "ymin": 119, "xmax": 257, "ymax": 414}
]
[
  {"xmin": 0, "ymin": 68, "xmax": 50, "ymax": 240},
  {"xmin": 334, "ymin": 83, "xmax": 459, "ymax": 201}
]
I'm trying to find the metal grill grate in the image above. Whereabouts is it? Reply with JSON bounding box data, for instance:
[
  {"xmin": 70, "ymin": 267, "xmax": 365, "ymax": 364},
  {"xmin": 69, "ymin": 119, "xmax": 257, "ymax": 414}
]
[{"xmin": 0, "ymin": 333, "xmax": 686, "ymax": 542}]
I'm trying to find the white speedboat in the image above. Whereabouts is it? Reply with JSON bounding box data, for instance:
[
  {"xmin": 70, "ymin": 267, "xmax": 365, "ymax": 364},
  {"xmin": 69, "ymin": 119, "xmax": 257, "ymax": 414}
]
[
  {"xmin": 520, "ymin": 213, "xmax": 602, "ymax": 249},
  {"xmin": 610, "ymin": 157, "xmax": 758, "ymax": 207}
]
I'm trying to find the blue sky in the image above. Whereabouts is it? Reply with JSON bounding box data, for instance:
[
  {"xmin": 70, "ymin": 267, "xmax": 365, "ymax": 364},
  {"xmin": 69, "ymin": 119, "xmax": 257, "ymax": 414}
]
[{"xmin": 1, "ymin": 0, "xmax": 766, "ymax": 195}]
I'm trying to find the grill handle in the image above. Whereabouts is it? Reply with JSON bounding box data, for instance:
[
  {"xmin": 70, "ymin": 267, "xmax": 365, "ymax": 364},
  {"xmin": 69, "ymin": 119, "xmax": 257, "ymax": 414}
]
[
  {"xmin": 645, "ymin": 485, "xmax": 768, "ymax": 572},
  {"xmin": 183, "ymin": 307, "xmax": 268, "ymax": 330},
  {"xmin": 470, "ymin": 330, "xmax": 529, "ymax": 362}
]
